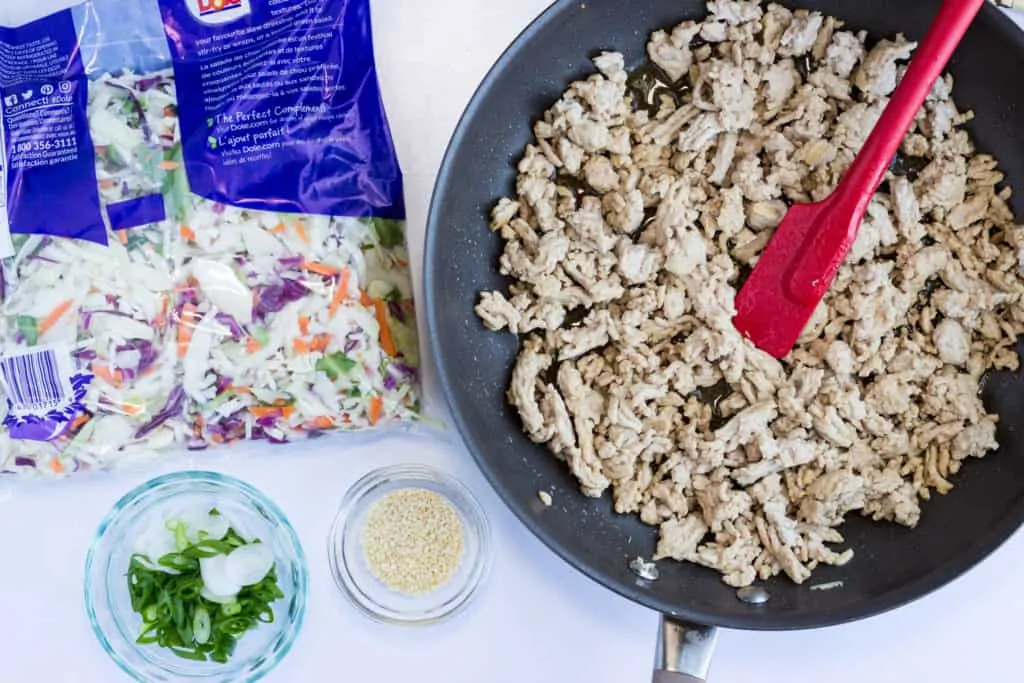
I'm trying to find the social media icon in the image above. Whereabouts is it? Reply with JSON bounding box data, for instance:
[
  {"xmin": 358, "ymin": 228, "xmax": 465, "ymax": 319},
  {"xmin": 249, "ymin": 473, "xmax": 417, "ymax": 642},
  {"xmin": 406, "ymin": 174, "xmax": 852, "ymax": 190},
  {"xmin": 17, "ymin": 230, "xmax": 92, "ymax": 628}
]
[
  {"xmin": 3, "ymin": 95, "xmax": 16, "ymax": 107},
  {"xmin": 40, "ymin": 84, "xmax": 53, "ymax": 96},
  {"xmin": 58, "ymin": 81, "xmax": 71, "ymax": 94},
  {"xmin": 20, "ymin": 89, "xmax": 32, "ymax": 101}
]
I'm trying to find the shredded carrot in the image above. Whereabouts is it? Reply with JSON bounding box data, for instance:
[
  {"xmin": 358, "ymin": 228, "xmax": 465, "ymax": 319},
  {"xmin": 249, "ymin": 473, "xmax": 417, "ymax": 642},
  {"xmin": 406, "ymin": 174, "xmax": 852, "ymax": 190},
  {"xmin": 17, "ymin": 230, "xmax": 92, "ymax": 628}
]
[
  {"xmin": 293, "ymin": 221, "xmax": 310, "ymax": 244},
  {"xmin": 294, "ymin": 334, "xmax": 330, "ymax": 354},
  {"xmin": 248, "ymin": 406, "xmax": 279, "ymax": 419},
  {"xmin": 329, "ymin": 267, "xmax": 352, "ymax": 317},
  {"xmin": 359, "ymin": 289, "xmax": 373, "ymax": 306},
  {"xmin": 180, "ymin": 224, "xmax": 196, "ymax": 241},
  {"xmin": 117, "ymin": 229, "xmax": 128, "ymax": 245},
  {"xmin": 302, "ymin": 260, "xmax": 340, "ymax": 277},
  {"xmin": 311, "ymin": 416, "xmax": 335, "ymax": 429},
  {"xmin": 211, "ymin": 433, "xmax": 225, "ymax": 444},
  {"xmin": 298, "ymin": 315, "xmax": 310, "ymax": 336},
  {"xmin": 96, "ymin": 145, "xmax": 108, "ymax": 155},
  {"xmin": 227, "ymin": 384, "xmax": 253, "ymax": 395},
  {"xmin": 373, "ymin": 300, "xmax": 397, "ymax": 357},
  {"xmin": 245, "ymin": 336, "xmax": 262, "ymax": 353},
  {"xmin": 156, "ymin": 294, "xmax": 170, "ymax": 329},
  {"xmin": 122, "ymin": 403, "xmax": 144, "ymax": 417},
  {"xmin": 270, "ymin": 223, "xmax": 287, "ymax": 234},
  {"xmin": 49, "ymin": 459, "xmax": 64, "ymax": 474},
  {"xmin": 368, "ymin": 395, "xmax": 383, "ymax": 426},
  {"xmin": 99, "ymin": 178, "xmax": 116, "ymax": 190},
  {"xmin": 91, "ymin": 363, "xmax": 123, "ymax": 387},
  {"xmin": 159, "ymin": 160, "xmax": 180, "ymax": 170},
  {"xmin": 249, "ymin": 405, "xmax": 295, "ymax": 420},
  {"xmin": 394, "ymin": 258, "xmax": 409, "ymax": 269},
  {"xmin": 38, "ymin": 299, "xmax": 73, "ymax": 338},
  {"xmin": 178, "ymin": 304, "xmax": 198, "ymax": 357},
  {"xmin": 70, "ymin": 414, "xmax": 91, "ymax": 431}
]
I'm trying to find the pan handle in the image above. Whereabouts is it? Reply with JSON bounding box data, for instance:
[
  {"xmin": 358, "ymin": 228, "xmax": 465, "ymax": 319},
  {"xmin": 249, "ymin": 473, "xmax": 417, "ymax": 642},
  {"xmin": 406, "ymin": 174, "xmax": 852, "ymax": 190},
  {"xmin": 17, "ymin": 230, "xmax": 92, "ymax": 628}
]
[{"xmin": 651, "ymin": 616, "xmax": 719, "ymax": 683}]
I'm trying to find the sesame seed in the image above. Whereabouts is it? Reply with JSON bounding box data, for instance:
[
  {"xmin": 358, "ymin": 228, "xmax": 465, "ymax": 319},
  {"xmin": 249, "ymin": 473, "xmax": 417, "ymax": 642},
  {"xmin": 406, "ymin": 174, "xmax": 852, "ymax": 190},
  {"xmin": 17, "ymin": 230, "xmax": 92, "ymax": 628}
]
[
  {"xmin": 360, "ymin": 488, "xmax": 465, "ymax": 596},
  {"xmin": 538, "ymin": 490, "xmax": 553, "ymax": 506}
]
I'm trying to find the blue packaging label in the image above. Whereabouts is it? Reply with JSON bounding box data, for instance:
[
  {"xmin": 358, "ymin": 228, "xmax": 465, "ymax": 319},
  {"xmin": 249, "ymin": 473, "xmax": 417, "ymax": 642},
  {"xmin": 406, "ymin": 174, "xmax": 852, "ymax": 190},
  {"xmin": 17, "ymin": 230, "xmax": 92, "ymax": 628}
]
[
  {"xmin": 159, "ymin": 0, "xmax": 405, "ymax": 219},
  {"xmin": 0, "ymin": 10, "xmax": 107, "ymax": 246}
]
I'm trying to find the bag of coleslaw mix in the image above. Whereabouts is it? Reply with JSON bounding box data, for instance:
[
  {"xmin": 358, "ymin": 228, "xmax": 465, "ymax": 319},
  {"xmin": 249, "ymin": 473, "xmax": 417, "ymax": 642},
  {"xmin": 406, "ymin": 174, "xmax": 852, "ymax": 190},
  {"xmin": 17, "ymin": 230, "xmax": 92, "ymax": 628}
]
[{"xmin": 0, "ymin": 0, "xmax": 422, "ymax": 477}]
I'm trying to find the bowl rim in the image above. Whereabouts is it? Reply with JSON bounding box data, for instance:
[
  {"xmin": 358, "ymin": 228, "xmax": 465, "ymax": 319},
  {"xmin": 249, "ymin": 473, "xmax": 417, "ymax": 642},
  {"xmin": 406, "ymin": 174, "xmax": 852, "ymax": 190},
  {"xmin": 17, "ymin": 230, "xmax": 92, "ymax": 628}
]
[
  {"xmin": 327, "ymin": 462, "xmax": 492, "ymax": 626},
  {"xmin": 83, "ymin": 470, "xmax": 309, "ymax": 682}
]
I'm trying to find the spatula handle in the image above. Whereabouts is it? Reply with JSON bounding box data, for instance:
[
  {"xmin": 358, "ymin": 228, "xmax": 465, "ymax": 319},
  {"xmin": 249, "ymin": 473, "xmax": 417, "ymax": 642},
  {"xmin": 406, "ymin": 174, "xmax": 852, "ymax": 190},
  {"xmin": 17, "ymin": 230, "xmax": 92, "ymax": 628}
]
[{"xmin": 838, "ymin": 0, "xmax": 986, "ymax": 204}]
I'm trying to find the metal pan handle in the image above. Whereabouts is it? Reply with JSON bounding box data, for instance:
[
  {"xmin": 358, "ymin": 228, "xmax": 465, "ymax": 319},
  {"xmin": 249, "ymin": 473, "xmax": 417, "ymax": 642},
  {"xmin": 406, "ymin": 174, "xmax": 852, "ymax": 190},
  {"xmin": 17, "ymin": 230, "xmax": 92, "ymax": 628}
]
[{"xmin": 652, "ymin": 616, "xmax": 719, "ymax": 683}]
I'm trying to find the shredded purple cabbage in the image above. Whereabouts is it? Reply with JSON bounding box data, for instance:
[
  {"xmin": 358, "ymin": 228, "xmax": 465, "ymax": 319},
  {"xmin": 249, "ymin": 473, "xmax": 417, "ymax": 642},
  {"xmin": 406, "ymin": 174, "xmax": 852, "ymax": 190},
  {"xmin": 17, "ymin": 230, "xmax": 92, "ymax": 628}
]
[
  {"xmin": 107, "ymin": 82, "xmax": 153, "ymax": 141},
  {"xmin": 134, "ymin": 385, "xmax": 185, "ymax": 439},
  {"xmin": 178, "ymin": 288, "xmax": 200, "ymax": 307},
  {"xmin": 393, "ymin": 362, "xmax": 417, "ymax": 379},
  {"xmin": 115, "ymin": 339, "xmax": 159, "ymax": 375},
  {"xmin": 266, "ymin": 430, "xmax": 288, "ymax": 445},
  {"xmin": 387, "ymin": 300, "xmax": 405, "ymax": 323},
  {"xmin": 73, "ymin": 347, "xmax": 99, "ymax": 361},
  {"xmin": 136, "ymin": 340, "xmax": 160, "ymax": 374},
  {"xmin": 255, "ymin": 415, "xmax": 277, "ymax": 429},
  {"xmin": 278, "ymin": 255, "xmax": 304, "ymax": 270},
  {"xmin": 187, "ymin": 437, "xmax": 209, "ymax": 451},
  {"xmin": 215, "ymin": 313, "xmax": 245, "ymax": 340},
  {"xmin": 14, "ymin": 457, "xmax": 35, "ymax": 467},
  {"xmin": 135, "ymin": 75, "xmax": 164, "ymax": 91},
  {"xmin": 254, "ymin": 279, "xmax": 309, "ymax": 320},
  {"xmin": 208, "ymin": 414, "xmax": 247, "ymax": 442},
  {"xmin": 216, "ymin": 375, "xmax": 233, "ymax": 393}
]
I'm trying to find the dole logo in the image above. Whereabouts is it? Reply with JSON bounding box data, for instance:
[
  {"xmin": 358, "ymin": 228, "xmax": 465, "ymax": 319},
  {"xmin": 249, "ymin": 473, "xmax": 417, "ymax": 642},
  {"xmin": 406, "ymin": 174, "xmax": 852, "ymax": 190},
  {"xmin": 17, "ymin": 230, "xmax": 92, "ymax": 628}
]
[{"xmin": 186, "ymin": 0, "xmax": 250, "ymax": 25}]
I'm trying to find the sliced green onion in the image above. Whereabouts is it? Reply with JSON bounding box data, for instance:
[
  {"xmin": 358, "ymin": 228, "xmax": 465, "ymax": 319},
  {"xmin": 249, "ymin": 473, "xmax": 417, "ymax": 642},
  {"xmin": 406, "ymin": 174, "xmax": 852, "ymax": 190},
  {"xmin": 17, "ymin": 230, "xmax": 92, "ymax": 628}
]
[
  {"xmin": 127, "ymin": 519, "xmax": 282, "ymax": 665},
  {"xmin": 193, "ymin": 607, "xmax": 211, "ymax": 645}
]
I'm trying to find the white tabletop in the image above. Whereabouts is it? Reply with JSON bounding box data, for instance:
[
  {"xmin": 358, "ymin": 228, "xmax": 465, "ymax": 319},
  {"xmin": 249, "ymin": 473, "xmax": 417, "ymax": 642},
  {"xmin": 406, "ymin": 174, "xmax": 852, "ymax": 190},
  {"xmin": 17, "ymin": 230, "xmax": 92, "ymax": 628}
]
[{"xmin": 1, "ymin": 2, "xmax": 1023, "ymax": 682}]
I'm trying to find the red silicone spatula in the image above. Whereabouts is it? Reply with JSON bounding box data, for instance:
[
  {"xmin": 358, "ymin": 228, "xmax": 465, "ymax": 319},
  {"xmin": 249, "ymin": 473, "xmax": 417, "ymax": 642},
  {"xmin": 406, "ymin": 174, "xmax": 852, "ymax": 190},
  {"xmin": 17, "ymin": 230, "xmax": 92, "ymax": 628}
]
[{"xmin": 732, "ymin": 0, "xmax": 986, "ymax": 359}]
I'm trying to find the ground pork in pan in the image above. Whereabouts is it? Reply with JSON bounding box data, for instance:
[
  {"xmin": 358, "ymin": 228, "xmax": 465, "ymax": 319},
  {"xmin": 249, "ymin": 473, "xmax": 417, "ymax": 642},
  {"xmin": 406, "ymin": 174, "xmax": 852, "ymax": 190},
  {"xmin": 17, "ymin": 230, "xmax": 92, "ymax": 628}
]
[{"xmin": 475, "ymin": 0, "xmax": 1024, "ymax": 587}]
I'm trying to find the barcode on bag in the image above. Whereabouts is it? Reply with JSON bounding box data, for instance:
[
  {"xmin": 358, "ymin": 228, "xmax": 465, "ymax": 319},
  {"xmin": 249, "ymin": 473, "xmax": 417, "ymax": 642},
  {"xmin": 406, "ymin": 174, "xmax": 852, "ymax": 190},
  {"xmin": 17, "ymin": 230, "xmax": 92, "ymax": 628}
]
[{"xmin": 0, "ymin": 347, "xmax": 70, "ymax": 412}]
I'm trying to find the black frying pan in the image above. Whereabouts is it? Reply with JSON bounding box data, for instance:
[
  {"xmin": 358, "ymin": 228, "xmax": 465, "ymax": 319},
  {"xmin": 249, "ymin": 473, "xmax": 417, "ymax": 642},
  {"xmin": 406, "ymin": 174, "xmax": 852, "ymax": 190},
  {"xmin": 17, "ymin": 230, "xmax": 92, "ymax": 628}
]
[{"xmin": 423, "ymin": 1, "xmax": 1024, "ymax": 679}]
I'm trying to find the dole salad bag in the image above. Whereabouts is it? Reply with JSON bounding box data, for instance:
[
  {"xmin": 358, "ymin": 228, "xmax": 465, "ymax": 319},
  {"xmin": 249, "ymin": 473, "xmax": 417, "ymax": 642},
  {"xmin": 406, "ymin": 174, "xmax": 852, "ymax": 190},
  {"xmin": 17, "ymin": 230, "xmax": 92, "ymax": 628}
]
[{"xmin": 0, "ymin": 0, "xmax": 421, "ymax": 476}]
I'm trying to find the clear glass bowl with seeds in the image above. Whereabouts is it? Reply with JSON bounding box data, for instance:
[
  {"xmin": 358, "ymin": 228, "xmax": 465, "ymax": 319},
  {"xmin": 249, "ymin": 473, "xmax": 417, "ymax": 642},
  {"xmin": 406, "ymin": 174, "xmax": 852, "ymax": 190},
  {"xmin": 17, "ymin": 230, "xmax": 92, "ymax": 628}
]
[{"xmin": 328, "ymin": 463, "xmax": 492, "ymax": 625}]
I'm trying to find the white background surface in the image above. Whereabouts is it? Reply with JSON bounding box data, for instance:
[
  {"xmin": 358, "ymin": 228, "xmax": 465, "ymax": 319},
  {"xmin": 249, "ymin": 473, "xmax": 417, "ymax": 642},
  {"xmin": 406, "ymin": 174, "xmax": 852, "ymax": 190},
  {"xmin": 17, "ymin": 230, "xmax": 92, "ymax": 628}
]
[{"xmin": 0, "ymin": 1, "xmax": 1022, "ymax": 682}]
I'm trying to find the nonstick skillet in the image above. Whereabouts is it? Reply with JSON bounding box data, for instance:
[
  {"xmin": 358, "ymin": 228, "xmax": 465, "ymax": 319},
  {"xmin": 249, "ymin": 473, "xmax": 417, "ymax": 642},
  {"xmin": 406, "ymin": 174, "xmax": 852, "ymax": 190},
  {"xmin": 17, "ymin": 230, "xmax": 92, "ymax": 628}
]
[{"xmin": 423, "ymin": 1, "xmax": 1024, "ymax": 679}]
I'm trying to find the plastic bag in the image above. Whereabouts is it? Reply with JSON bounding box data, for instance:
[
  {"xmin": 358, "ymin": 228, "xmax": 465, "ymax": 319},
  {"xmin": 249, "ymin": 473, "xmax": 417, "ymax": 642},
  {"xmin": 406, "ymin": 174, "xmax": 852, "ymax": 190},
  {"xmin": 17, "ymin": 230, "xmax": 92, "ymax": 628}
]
[{"xmin": 0, "ymin": 0, "xmax": 422, "ymax": 477}]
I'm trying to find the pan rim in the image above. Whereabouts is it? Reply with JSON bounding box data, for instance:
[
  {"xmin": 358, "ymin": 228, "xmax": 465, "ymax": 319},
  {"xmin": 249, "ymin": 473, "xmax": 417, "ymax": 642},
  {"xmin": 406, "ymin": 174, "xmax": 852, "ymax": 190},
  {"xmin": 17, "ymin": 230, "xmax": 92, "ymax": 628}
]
[{"xmin": 423, "ymin": 0, "xmax": 1024, "ymax": 631}]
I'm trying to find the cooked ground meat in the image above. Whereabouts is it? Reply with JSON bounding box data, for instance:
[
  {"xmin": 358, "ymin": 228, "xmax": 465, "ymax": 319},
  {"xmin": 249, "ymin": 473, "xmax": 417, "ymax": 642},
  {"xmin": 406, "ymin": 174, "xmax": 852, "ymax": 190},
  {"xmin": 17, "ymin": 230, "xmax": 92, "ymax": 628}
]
[{"xmin": 475, "ymin": 0, "xmax": 1024, "ymax": 587}]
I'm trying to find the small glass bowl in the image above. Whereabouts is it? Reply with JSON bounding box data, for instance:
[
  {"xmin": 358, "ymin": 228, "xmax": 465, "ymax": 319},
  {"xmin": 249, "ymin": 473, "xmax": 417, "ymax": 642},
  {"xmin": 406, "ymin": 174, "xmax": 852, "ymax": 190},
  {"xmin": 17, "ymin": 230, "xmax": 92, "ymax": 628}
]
[
  {"xmin": 328, "ymin": 464, "xmax": 491, "ymax": 626},
  {"xmin": 84, "ymin": 471, "xmax": 308, "ymax": 682}
]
